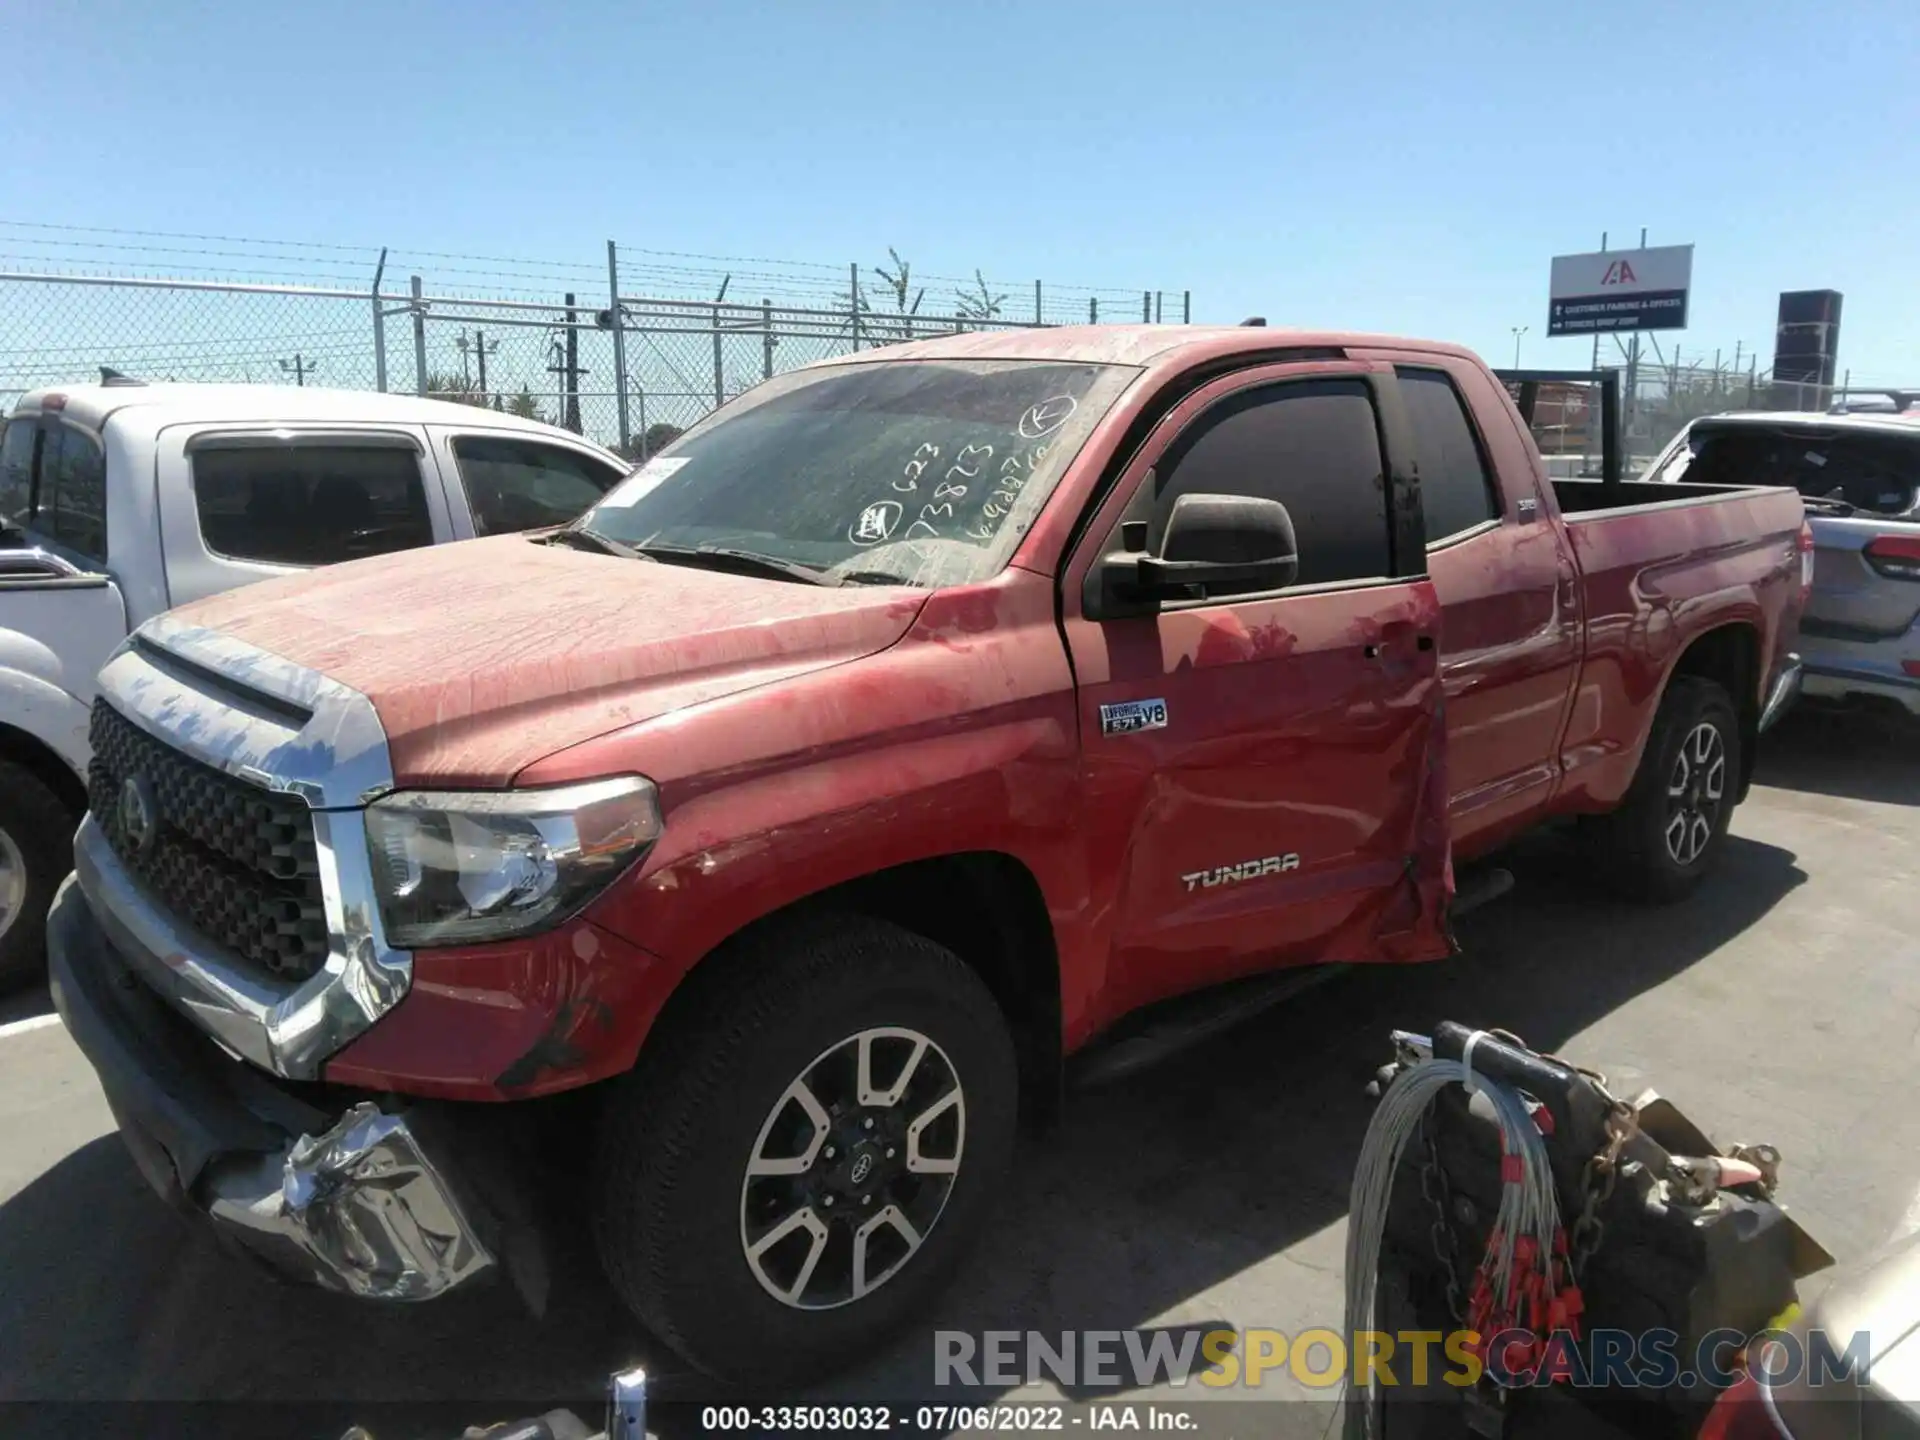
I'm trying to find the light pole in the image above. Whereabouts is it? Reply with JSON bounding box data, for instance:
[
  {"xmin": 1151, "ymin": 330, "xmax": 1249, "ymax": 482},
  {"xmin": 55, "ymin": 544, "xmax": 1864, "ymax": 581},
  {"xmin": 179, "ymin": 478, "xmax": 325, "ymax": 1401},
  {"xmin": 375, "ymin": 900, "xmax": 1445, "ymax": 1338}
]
[{"xmin": 1510, "ymin": 326, "xmax": 1528, "ymax": 369}]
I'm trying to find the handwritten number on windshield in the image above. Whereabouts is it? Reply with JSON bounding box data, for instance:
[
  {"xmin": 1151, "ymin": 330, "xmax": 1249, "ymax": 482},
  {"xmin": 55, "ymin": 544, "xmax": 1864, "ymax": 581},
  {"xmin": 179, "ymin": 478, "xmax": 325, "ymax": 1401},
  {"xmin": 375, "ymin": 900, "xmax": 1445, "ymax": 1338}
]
[
  {"xmin": 949, "ymin": 444, "xmax": 993, "ymax": 478},
  {"xmin": 893, "ymin": 442, "xmax": 942, "ymax": 493}
]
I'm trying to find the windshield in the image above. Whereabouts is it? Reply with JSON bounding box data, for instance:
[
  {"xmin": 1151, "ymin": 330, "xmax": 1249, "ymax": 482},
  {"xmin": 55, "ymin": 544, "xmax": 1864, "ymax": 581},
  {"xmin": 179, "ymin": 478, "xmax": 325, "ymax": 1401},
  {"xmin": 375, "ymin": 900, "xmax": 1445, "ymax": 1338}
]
[
  {"xmin": 1658, "ymin": 423, "xmax": 1920, "ymax": 516},
  {"xmin": 580, "ymin": 358, "xmax": 1136, "ymax": 587}
]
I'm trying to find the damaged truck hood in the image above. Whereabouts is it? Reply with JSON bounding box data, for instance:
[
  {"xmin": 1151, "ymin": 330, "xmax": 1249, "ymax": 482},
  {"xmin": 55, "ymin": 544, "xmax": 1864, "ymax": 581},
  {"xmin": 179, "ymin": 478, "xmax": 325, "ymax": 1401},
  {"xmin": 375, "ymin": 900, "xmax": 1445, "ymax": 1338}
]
[{"xmin": 167, "ymin": 534, "xmax": 929, "ymax": 786}]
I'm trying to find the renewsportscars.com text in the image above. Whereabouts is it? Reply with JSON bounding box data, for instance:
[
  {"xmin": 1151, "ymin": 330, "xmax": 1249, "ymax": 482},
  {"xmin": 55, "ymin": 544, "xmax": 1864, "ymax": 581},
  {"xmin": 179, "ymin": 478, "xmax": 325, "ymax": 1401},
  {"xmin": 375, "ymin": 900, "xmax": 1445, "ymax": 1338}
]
[{"xmin": 934, "ymin": 1327, "xmax": 1870, "ymax": 1391}]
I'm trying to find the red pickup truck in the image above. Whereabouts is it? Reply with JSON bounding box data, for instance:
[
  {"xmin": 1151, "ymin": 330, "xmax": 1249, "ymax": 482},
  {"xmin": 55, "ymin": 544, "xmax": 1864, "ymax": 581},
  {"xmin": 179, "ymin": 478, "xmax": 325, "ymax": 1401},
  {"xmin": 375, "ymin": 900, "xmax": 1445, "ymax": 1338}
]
[{"xmin": 48, "ymin": 326, "xmax": 1806, "ymax": 1381}]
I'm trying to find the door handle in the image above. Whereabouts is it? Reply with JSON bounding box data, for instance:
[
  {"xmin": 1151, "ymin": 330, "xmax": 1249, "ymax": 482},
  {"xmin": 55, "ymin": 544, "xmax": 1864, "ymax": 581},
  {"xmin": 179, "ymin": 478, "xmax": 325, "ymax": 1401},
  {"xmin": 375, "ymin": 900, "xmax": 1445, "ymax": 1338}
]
[{"xmin": 1364, "ymin": 633, "xmax": 1435, "ymax": 659}]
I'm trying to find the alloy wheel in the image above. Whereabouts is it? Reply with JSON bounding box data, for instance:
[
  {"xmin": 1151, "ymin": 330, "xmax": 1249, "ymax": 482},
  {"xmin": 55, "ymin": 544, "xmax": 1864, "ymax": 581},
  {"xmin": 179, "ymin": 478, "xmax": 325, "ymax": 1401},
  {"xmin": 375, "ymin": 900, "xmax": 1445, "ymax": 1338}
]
[
  {"xmin": 739, "ymin": 1026, "xmax": 965, "ymax": 1310},
  {"xmin": 1664, "ymin": 721, "xmax": 1727, "ymax": 866},
  {"xmin": 0, "ymin": 827, "xmax": 25, "ymax": 945}
]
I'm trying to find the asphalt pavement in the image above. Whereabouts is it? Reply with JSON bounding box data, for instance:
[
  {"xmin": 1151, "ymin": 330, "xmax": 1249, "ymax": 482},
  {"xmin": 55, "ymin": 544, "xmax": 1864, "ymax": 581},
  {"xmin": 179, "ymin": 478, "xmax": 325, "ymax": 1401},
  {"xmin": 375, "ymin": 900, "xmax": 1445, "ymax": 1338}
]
[{"xmin": 2, "ymin": 707, "xmax": 1917, "ymax": 1436}]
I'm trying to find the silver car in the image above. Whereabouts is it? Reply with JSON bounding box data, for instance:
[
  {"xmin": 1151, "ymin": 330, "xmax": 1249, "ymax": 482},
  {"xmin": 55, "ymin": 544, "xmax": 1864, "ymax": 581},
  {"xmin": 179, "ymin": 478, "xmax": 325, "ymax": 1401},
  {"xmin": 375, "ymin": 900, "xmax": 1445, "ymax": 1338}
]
[{"xmin": 1649, "ymin": 412, "xmax": 1920, "ymax": 715}]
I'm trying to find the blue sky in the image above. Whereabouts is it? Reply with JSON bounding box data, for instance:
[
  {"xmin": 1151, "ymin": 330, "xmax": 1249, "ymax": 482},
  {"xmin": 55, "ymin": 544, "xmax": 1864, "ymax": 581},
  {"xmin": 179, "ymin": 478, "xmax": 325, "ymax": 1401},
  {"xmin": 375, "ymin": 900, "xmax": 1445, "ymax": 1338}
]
[{"xmin": 5, "ymin": 0, "xmax": 1919, "ymax": 381}]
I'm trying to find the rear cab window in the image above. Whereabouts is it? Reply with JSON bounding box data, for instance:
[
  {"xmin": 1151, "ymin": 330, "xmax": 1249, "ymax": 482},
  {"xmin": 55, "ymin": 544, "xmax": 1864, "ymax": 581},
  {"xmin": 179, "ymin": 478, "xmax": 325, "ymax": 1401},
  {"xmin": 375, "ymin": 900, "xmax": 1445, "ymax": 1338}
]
[
  {"xmin": 1663, "ymin": 423, "xmax": 1920, "ymax": 516},
  {"xmin": 190, "ymin": 440, "xmax": 434, "ymax": 566},
  {"xmin": 0, "ymin": 415, "xmax": 109, "ymax": 563},
  {"xmin": 450, "ymin": 435, "xmax": 625, "ymax": 534},
  {"xmin": 1396, "ymin": 368, "xmax": 1501, "ymax": 543}
]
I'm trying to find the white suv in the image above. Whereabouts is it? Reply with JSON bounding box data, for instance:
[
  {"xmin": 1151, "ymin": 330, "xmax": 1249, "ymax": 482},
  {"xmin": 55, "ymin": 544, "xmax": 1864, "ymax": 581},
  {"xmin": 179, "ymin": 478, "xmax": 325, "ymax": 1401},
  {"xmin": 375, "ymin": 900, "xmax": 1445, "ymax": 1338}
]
[{"xmin": 0, "ymin": 382, "xmax": 629, "ymax": 986}]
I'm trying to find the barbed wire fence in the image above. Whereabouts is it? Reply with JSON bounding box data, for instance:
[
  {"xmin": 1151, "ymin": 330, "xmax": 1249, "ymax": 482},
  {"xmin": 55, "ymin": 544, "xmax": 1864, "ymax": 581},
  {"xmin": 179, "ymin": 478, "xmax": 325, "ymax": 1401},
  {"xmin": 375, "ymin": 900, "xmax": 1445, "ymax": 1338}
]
[{"xmin": 0, "ymin": 221, "xmax": 1192, "ymax": 456}]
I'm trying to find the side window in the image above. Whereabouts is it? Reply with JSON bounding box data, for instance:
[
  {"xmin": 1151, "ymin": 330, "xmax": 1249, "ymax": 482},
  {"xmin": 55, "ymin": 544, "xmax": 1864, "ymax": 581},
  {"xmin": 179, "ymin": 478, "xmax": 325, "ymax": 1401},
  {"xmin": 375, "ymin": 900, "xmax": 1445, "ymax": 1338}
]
[
  {"xmin": 1151, "ymin": 378, "xmax": 1390, "ymax": 588},
  {"xmin": 1397, "ymin": 368, "xmax": 1499, "ymax": 544},
  {"xmin": 191, "ymin": 444, "xmax": 433, "ymax": 567},
  {"xmin": 43, "ymin": 425, "xmax": 109, "ymax": 561},
  {"xmin": 450, "ymin": 436, "xmax": 625, "ymax": 535},
  {"xmin": 0, "ymin": 421, "xmax": 37, "ymax": 529}
]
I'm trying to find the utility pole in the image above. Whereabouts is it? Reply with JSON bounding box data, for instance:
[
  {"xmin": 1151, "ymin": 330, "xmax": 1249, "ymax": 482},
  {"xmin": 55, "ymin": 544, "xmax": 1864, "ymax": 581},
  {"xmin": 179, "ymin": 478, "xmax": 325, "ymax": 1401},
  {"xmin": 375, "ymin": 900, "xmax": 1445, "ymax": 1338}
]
[
  {"xmin": 278, "ymin": 354, "xmax": 316, "ymax": 387},
  {"xmin": 456, "ymin": 329, "xmax": 498, "ymax": 396},
  {"xmin": 1511, "ymin": 326, "xmax": 1528, "ymax": 368},
  {"xmin": 547, "ymin": 293, "xmax": 587, "ymax": 434}
]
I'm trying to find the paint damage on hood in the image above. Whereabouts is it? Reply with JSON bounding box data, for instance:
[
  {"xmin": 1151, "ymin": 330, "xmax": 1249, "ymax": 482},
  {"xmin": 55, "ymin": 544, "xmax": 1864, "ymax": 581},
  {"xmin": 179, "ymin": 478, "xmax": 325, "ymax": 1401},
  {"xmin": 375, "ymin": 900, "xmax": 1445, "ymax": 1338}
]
[{"xmin": 170, "ymin": 535, "xmax": 930, "ymax": 787}]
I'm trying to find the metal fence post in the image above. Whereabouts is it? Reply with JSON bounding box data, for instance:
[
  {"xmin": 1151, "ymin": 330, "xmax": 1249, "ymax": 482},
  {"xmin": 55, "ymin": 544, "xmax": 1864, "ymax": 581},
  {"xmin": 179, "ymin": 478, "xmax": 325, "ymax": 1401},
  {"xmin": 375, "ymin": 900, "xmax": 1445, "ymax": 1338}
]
[
  {"xmin": 1035, "ymin": 279, "xmax": 1043, "ymax": 325},
  {"xmin": 1089, "ymin": 296, "xmax": 1098, "ymax": 324},
  {"xmin": 712, "ymin": 302, "xmax": 725, "ymax": 409},
  {"xmin": 763, "ymin": 298, "xmax": 775, "ymax": 380},
  {"xmin": 1182, "ymin": 290, "xmax": 1191, "ymax": 324},
  {"xmin": 410, "ymin": 275, "xmax": 427, "ymax": 396},
  {"xmin": 850, "ymin": 262, "xmax": 861, "ymax": 351},
  {"xmin": 607, "ymin": 241, "xmax": 631, "ymax": 451},
  {"xmin": 1142, "ymin": 290, "xmax": 1151, "ymax": 322},
  {"xmin": 371, "ymin": 247, "xmax": 388, "ymax": 392}
]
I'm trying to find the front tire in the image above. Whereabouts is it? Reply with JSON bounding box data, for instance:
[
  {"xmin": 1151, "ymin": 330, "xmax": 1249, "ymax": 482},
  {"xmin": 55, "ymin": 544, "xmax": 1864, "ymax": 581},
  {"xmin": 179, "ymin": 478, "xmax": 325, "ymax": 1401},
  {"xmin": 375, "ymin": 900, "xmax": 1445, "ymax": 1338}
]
[
  {"xmin": 593, "ymin": 913, "xmax": 1017, "ymax": 1383},
  {"xmin": 1587, "ymin": 676, "xmax": 1740, "ymax": 903},
  {"xmin": 0, "ymin": 760, "xmax": 79, "ymax": 991}
]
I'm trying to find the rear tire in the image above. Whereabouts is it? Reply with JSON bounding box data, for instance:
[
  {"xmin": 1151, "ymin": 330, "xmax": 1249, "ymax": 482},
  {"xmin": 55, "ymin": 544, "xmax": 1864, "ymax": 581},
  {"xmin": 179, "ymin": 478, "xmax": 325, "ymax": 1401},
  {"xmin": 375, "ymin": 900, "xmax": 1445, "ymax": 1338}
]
[
  {"xmin": 1586, "ymin": 676, "xmax": 1740, "ymax": 904},
  {"xmin": 592, "ymin": 913, "xmax": 1017, "ymax": 1384},
  {"xmin": 0, "ymin": 761, "xmax": 78, "ymax": 992}
]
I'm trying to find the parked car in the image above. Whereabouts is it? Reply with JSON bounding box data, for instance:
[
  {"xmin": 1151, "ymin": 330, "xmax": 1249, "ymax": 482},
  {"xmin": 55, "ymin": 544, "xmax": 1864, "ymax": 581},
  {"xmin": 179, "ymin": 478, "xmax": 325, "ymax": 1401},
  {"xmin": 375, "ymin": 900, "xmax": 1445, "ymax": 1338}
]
[
  {"xmin": 1699, "ymin": 1227, "xmax": 1920, "ymax": 1438},
  {"xmin": 1646, "ymin": 411, "xmax": 1920, "ymax": 716},
  {"xmin": 47, "ymin": 327, "xmax": 1806, "ymax": 1383},
  {"xmin": 0, "ymin": 382, "xmax": 629, "ymax": 986}
]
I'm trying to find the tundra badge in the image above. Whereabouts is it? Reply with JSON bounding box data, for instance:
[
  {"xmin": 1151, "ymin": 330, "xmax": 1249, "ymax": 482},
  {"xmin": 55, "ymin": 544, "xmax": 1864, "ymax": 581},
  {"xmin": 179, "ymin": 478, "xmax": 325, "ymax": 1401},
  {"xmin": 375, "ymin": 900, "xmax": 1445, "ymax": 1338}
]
[
  {"xmin": 1100, "ymin": 698, "xmax": 1168, "ymax": 736},
  {"xmin": 1181, "ymin": 855, "xmax": 1301, "ymax": 892}
]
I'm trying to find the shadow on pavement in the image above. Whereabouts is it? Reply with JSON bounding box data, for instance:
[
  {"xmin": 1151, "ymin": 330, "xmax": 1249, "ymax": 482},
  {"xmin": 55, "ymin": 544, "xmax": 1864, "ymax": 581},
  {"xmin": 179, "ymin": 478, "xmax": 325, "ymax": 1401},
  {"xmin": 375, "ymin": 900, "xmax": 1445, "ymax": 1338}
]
[
  {"xmin": 0, "ymin": 829, "xmax": 1805, "ymax": 1422},
  {"xmin": 1758, "ymin": 705, "xmax": 1920, "ymax": 806},
  {"xmin": 0, "ymin": 981, "xmax": 53, "ymax": 1029}
]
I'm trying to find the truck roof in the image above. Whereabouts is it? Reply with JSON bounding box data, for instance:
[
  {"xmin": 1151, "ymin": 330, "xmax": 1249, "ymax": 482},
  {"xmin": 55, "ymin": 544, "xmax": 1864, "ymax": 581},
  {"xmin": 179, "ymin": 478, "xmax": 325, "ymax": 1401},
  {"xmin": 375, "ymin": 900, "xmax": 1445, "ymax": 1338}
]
[
  {"xmin": 6, "ymin": 381, "xmax": 606, "ymax": 445},
  {"xmin": 806, "ymin": 323, "xmax": 1477, "ymax": 372},
  {"xmin": 1686, "ymin": 409, "xmax": 1920, "ymax": 440}
]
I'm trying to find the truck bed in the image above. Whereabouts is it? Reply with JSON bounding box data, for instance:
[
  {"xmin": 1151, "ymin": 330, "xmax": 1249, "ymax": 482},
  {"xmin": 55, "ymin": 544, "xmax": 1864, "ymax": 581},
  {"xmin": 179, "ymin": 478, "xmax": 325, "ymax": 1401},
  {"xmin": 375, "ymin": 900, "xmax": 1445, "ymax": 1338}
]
[{"xmin": 1550, "ymin": 477, "xmax": 1793, "ymax": 517}]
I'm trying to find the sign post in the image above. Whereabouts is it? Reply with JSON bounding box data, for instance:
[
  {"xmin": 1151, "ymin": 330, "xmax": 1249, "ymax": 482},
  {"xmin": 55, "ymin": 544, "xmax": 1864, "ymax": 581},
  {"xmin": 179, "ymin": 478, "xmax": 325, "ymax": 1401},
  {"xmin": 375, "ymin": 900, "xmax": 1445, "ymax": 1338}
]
[{"xmin": 1547, "ymin": 244, "xmax": 1693, "ymax": 336}]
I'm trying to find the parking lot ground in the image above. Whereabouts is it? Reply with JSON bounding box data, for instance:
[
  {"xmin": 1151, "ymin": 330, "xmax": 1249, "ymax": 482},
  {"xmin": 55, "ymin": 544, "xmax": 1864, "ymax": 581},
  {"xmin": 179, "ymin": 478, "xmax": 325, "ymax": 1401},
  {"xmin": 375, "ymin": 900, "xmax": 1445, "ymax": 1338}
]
[{"xmin": 2, "ymin": 707, "xmax": 1918, "ymax": 1435}]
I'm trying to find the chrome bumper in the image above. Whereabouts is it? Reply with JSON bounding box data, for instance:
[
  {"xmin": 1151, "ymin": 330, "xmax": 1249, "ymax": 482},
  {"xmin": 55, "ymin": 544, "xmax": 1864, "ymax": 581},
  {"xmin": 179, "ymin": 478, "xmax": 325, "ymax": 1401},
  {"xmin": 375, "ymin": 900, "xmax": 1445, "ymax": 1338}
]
[
  {"xmin": 1759, "ymin": 656, "xmax": 1804, "ymax": 733},
  {"xmin": 47, "ymin": 875, "xmax": 496, "ymax": 1303},
  {"xmin": 205, "ymin": 1103, "xmax": 494, "ymax": 1301}
]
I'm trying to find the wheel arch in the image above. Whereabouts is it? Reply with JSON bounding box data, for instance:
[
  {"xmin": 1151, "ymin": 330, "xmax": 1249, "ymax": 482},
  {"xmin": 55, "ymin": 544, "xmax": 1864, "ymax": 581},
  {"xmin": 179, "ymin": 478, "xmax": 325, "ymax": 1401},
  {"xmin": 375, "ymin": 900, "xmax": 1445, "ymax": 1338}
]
[
  {"xmin": 639, "ymin": 850, "xmax": 1064, "ymax": 1132},
  {"xmin": 0, "ymin": 720, "xmax": 87, "ymax": 818},
  {"xmin": 1663, "ymin": 621, "xmax": 1761, "ymax": 801}
]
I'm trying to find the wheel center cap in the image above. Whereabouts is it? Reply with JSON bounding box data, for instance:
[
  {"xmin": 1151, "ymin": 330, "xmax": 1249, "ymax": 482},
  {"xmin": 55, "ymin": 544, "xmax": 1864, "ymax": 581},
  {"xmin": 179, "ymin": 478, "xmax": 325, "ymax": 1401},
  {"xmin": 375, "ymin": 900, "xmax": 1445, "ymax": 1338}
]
[{"xmin": 840, "ymin": 1140, "xmax": 889, "ymax": 1195}]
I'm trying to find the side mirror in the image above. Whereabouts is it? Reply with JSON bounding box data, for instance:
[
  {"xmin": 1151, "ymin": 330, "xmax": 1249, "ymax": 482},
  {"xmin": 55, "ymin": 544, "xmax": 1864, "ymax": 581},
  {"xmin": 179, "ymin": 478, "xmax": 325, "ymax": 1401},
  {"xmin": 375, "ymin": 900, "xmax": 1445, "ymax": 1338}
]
[{"xmin": 1096, "ymin": 493, "xmax": 1299, "ymax": 611}]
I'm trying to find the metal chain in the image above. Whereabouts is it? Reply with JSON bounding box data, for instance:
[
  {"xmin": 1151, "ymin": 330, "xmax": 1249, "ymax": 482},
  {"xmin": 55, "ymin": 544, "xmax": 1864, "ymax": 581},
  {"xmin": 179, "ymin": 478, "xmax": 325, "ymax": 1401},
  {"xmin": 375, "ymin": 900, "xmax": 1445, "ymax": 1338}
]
[
  {"xmin": 1418, "ymin": 1111, "xmax": 1468, "ymax": 1322},
  {"xmin": 1569, "ymin": 1100, "xmax": 1636, "ymax": 1282}
]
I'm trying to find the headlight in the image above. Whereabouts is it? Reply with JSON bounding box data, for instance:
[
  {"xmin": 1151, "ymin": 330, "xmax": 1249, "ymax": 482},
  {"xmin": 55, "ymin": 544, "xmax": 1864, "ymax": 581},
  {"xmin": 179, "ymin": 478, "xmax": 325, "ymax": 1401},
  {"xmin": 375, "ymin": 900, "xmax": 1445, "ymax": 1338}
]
[{"xmin": 364, "ymin": 776, "xmax": 663, "ymax": 947}]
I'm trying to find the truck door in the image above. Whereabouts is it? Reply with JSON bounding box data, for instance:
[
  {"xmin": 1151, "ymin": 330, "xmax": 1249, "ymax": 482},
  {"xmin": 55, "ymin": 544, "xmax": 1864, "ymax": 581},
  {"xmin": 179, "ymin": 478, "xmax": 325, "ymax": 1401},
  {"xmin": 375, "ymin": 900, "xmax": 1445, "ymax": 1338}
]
[
  {"xmin": 1391, "ymin": 358, "xmax": 1582, "ymax": 856},
  {"xmin": 0, "ymin": 415, "xmax": 127, "ymax": 772},
  {"xmin": 1059, "ymin": 363, "xmax": 1451, "ymax": 1024}
]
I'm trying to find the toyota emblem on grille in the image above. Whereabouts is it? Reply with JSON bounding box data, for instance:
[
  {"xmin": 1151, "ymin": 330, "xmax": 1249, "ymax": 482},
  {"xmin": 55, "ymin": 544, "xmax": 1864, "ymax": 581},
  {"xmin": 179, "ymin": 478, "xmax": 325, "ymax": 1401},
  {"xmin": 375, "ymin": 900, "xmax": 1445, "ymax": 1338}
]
[{"xmin": 117, "ymin": 774, "xmax": 157, "ymax": 855}]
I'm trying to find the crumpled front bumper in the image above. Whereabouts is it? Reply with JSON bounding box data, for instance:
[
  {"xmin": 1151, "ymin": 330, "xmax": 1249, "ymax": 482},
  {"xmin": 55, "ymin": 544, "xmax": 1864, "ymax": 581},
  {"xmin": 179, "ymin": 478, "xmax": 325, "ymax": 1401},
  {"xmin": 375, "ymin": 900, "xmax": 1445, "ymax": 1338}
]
[
  {"xmin": 203, "ymin": 1102, "xmax": 493, "ymax": 1300},
  {"xmin": 47, "ymin": 875, "xmax": 496, "ymax": 1302}
]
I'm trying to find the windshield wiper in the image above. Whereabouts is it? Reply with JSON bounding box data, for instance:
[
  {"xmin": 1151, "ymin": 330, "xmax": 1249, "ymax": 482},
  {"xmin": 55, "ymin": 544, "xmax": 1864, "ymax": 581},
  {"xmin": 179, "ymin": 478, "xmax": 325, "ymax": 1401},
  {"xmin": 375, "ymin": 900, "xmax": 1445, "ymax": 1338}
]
[
  {"xmin": 545, "ymin": 526, "xmax": 650, "ymax": 560},
  {"xmin": 634, "ymin": 543, "xmax": 835, "ymax": 586}
]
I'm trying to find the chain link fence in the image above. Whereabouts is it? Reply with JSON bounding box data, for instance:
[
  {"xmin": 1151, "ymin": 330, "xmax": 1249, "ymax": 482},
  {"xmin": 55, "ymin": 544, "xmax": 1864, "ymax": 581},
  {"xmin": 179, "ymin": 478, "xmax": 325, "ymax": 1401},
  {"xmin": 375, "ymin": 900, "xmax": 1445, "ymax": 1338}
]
[{"xmin": 0, "ymin": 224, "xmax": 1190, "ymax": 458}]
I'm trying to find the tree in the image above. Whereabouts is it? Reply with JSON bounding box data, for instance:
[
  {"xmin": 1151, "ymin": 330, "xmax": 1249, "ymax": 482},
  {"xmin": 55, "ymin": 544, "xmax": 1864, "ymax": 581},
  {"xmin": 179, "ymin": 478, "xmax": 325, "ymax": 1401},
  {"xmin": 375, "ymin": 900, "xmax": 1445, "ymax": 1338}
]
[
  {"xmin": 868, "ymin": 247, "xmax": 926, "ymax": 345},
  {"xmin": 423, "ymin": 373, "xmax": 491, "ymax": 409},
  {"xmin": 955, "ymin": 269, "xmax": 1008, "ymax": 327},
  {"xmin": 505, "ymin": 386, "xmax": 545, "ymax": 421},
  {"xmin": 614, "ymin": 423, "xmax": 686, "ymax": 462}
]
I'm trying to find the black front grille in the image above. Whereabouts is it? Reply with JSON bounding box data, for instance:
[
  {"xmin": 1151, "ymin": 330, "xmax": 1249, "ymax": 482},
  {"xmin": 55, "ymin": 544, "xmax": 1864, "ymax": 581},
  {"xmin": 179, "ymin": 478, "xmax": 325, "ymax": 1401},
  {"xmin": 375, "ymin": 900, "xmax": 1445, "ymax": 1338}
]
[{"xmin": 88, "ymin": 700, "xmax": 328, "ymax": 980}]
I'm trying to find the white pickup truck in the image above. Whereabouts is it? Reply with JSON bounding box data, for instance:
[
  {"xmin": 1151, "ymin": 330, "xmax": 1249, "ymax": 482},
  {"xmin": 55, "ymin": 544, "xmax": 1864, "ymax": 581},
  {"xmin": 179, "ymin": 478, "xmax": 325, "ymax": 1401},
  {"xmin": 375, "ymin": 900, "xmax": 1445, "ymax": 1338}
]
[{"xmin": 0, "ymin": 382, "xmax": 629, "ymax": 985}]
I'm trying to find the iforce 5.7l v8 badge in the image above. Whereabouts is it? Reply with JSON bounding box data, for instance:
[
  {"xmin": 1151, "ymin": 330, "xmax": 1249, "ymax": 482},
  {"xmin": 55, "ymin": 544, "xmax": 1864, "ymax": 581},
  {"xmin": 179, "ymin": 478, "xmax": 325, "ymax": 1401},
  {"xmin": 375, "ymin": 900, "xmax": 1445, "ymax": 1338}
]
[{"xmin": 1099, "ymin": 698, "xmax": 1169, "ymax": 736}]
